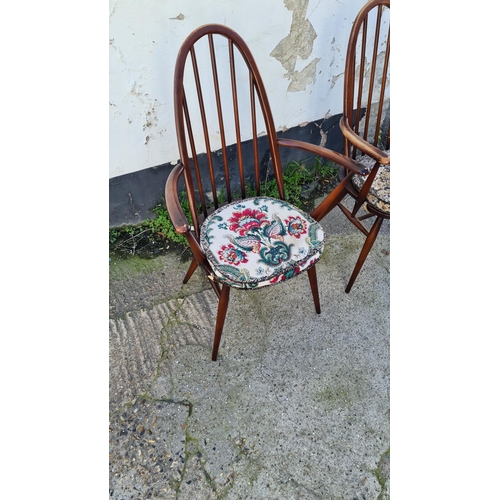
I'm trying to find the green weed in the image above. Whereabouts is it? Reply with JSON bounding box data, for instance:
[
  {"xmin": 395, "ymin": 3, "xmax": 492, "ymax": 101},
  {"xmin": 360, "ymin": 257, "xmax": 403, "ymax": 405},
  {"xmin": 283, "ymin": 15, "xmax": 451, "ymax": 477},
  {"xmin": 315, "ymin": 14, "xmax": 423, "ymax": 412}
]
[{"xmin": 243, "ymin": 156, "xmax": 337, "ymax": 209}]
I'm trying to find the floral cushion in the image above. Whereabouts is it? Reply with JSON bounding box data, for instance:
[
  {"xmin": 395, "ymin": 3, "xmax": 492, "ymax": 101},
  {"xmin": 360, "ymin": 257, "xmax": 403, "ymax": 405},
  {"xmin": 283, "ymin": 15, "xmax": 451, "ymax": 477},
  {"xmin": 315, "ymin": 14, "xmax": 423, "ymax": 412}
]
[
  {"xmin": 200, "ymin": 196, "xmax": 325, "ymax": 290},
  {"xmin": 352, "ymin": 152, "xmax": 390, "ymax": 214}
]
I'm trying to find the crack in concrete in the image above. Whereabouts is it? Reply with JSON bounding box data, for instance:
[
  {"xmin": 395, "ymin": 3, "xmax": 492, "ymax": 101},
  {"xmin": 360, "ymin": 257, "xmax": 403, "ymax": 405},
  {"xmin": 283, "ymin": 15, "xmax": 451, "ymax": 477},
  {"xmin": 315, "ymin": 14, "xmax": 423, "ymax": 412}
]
[
  {"xmin": 289, "ymin": 476, "xmax": 323, "ymax": 498},
  {"xmin": 109, "ymin": 391, "xmax": 238, "ymax": 499},
  {"xmin": 373, "ymin": 447, "xmax": 390, "ymax": 500},
  {"xmin": 134, "ymin": 298, "xmax": 237, "ymax": 498},
  {"xmin": 150, "ymin": 359, "xmax": 267, "ymax": 498},
  {"xmin": 109, "ymin": 396, "xmax": 193, "ymax": 498}
]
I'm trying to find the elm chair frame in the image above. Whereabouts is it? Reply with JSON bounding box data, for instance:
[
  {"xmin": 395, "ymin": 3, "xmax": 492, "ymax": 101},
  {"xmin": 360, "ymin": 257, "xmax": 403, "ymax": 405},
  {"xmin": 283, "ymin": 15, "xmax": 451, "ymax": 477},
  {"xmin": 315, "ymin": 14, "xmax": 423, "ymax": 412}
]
[
  {"xmin": 313, "ymin": 0, "xmax": 390, "ymax": 292},
  {"xmin": 165, "ymin": 24, "xmax": 369, "ymax": 360}
]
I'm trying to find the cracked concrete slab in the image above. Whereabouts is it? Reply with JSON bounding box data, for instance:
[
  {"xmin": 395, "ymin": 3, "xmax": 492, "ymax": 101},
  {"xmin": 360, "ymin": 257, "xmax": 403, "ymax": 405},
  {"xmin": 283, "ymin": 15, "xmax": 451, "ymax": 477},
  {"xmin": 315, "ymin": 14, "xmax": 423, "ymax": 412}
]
[
  {"xmin": 109, "ymin": 198, "xmax": 390, "ymax": 499},
  {"xmin": 109, "ymin": 398, "xmax": 193, "ymax": 499}
]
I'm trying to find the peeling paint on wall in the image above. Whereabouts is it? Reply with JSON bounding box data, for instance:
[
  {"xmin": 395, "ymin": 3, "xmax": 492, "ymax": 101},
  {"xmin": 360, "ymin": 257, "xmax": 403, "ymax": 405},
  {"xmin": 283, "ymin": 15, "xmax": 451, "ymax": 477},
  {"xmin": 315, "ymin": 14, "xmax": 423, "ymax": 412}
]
[
  {"xmin": 329, "ymin": 73, "xmax": 342, "ymax": 89},
  {"xmin": 286, "ymin": 58, "xmax": 320, "ymax": 92},
  {"xmin": 109, "ymin": 0, "xmax": 370, "ymax": 179},
  {"xmin": 270, "ymin": 0, "xmax": 320, "ymax": 92},
  {"xmin": 110, "ymin": 38, "xmax": 127, "ymax": 64},
  {"xmin": 109, "ymin": 0, "xmax": 117, "ymax": 19},
  {"xmin": 143, "ymin": 106, "xmax": 158, "ymax": 132},
  {"xmin": 141, "ymin": 100, "xmax": 164, "ymax": 146},
  {"xmin": 329, "ymin": 35, "xmax": 341, "ymax": 70}
]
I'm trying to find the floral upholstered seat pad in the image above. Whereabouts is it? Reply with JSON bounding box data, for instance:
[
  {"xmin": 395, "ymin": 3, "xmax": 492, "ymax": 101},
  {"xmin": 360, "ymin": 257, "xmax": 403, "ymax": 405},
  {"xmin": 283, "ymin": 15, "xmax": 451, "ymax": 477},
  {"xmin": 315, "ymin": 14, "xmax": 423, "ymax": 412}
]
[
  {"xmin": 352, "ymin": 152, "xmax": 390, "ymax": 215},
  {"xmin": 200, "ymin": 197, "xmax": 325, "ymax": 290}
]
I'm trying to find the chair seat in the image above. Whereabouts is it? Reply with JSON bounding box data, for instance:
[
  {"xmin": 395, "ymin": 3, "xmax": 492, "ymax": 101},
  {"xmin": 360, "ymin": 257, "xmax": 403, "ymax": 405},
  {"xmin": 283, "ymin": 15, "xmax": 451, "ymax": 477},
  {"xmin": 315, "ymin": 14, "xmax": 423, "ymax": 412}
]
[
  {"xmin": 200, "ymin": 196, "xmax": 325, "ymax": 290},
  {"xmin": 352, "ymin": 153, "xmax": 390, "ymax": 215}
]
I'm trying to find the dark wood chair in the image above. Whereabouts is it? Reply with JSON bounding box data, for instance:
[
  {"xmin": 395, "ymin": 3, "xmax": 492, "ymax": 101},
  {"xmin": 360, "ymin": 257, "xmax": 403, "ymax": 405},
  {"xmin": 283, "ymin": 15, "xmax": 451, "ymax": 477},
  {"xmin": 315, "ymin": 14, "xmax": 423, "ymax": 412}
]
[
  {"xmin": 312, "ymin": 0, "xmax": 390, "ymax": 292},
  {"xmin": 165, "ymin": 24, "xmax": 370, "ymax": 360}
]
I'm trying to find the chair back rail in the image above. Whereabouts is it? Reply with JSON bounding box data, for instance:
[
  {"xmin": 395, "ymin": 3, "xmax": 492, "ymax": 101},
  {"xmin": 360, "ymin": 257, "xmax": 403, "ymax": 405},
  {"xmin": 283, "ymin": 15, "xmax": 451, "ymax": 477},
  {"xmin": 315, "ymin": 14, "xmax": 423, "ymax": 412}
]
[
  {"xmin": 173, "ymin": 24, "xmax": 285, "ymax": 239},
  {"xmin": 344, "ymin": 0, "xmax": 390, "ymax": 160}
]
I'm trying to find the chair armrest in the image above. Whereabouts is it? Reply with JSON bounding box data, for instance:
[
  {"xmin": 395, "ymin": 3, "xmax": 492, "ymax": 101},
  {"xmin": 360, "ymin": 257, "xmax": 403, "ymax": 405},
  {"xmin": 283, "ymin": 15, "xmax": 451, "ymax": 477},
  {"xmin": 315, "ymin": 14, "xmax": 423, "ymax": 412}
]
[
  {"xmin": 277, "ymin": 138, "xmax": 371, "ymax": 176},
  {"xmin": 339, "ymin": 117, "xmax": 390, "ymax": 165},
  {"xmin": 165, "ymin": 163, "xmax": 190, "ymax": 234},
  {"xmin": 165, "ymin": 163, "xmax": 217, "ymax": 281}
]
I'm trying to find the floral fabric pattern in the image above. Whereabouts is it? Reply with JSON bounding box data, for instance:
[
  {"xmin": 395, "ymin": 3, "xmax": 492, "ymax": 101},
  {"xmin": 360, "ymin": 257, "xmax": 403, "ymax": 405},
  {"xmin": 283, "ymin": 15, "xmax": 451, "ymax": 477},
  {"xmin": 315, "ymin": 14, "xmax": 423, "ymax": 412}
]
[
  {"xmin": 352, "ymin": 152, "xmax": 390, "ymax": 215},
  {"xmin": 218, "ymin": 244, "xmax": 248, "ymax": 266},
  {"xmin": 200, "ymin": 197, "xmax": 325, "ymax": 290},
  {"xmin": 285, "ymin": 216, "xmax": 308, "ymax": 239},
  {"xmin": 228, "ymin": 208, "xmax": 269, "ymax": 235}
]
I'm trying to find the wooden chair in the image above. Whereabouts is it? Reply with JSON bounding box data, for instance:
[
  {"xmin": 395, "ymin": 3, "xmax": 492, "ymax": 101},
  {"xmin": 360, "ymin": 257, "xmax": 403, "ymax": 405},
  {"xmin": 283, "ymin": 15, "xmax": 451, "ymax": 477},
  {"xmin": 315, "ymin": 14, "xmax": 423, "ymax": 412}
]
[
  {"xmin": 312, "ymin": 0, "xmax": 390, "ymax": 292},
  {"xmin": 165, "ymin": 24, "xmax": 370, "ymax": 360}
]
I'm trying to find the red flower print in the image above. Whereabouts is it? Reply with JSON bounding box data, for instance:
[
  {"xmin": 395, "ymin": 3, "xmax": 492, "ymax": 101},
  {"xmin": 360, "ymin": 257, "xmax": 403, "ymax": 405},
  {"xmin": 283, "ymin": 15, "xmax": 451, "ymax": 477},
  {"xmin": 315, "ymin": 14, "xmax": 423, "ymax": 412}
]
[
  {"xmin": 228, "ymin": 208, "xmax": 269, "ymax": 236},
  {"xmin": 218, "ymin": 244, "xmax": 248, "ymax": 266},
  {"xmin": 270, "ymin": 274, "xmax": 285, "ymax": 284},
  {"xmin": 269, "ymin": 266, "xmax": 300, "ymax": 284},
  {"xmin": 284, "ymin": 216, "xmax": 307, "ymax": 239}
]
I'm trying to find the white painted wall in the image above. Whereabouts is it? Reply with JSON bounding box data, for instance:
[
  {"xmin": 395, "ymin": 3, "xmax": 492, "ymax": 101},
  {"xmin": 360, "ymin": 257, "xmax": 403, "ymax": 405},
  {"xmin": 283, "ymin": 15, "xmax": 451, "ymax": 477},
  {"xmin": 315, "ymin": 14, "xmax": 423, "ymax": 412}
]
[{"xmin": 109, "ymin": 0, "xmax": 372, "ymax": 179}]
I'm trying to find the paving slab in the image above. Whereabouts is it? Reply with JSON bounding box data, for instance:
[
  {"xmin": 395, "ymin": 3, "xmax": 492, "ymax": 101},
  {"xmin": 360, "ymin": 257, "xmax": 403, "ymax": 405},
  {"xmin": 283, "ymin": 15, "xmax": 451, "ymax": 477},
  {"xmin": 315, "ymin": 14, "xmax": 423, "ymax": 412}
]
[{"xmin": 109, "ymin": 202, "xmax": 390, "ymax": 499}]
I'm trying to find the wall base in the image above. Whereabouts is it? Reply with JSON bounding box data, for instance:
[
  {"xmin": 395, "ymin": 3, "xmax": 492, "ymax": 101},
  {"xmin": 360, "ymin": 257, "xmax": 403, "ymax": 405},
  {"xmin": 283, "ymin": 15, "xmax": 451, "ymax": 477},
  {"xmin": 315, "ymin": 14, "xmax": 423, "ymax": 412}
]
[{"xmin": 109, "ymin": 113, "xmax": 344, "ymax": 227}]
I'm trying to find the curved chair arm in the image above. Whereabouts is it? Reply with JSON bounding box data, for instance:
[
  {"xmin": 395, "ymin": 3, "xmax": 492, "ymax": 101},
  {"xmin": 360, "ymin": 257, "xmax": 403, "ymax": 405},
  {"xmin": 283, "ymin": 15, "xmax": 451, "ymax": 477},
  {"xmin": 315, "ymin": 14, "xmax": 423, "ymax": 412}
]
[
  {"xmin": 165, "ymin": 163, "xmax": 190, "ymax": 234},
  {"xmin": 339, "ymin": 117, "xmax": 390, "ymax": 165},
  {"xmin": 277, "ymin": 138, "xmax": 371, "ymax": 176},
  {"xmin": 277, "ymin": 138, "xmax": 372, "ymax": 222},
  {"xmin": 165, "ymin": 162, "xmax": 212, "ymax": 273}
]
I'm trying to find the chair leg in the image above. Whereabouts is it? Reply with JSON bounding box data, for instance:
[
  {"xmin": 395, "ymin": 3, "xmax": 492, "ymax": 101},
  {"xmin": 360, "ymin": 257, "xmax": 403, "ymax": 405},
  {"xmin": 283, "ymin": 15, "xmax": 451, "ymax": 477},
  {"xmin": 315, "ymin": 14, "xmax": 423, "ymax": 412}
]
[
  {"xmin": 307, "ymin": 265, "xmax": 321, "ymax": 314},
  {"xmin": 212, "ymin": 285, "xmax": 230, "ymax": 361},
  {"xmin": 183, "ymin": 257, "xmax": 198, "ymax": 284},
  {"xmin": 345, "ymin": 216, "xmax": 384, "ymax": 293}
]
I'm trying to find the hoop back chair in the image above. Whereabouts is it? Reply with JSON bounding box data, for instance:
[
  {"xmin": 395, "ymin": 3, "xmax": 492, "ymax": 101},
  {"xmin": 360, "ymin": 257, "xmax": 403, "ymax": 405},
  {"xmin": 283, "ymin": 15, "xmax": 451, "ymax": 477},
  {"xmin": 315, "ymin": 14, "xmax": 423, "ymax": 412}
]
[
  {"xmin": 166, "ymin": 24, "xmax": 370, "ymax": 360},
  {"xmin": 313, "ymin": 0, "xmax": 390, "ymax": 292}
]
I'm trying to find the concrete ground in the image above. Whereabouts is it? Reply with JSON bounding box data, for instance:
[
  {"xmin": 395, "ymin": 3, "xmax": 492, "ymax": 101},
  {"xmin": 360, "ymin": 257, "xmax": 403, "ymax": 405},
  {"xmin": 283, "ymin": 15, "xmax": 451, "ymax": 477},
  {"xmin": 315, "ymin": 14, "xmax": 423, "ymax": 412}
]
[{"xmin": 109, "ymin": 198, "xmax": 390, "ymax": 500}]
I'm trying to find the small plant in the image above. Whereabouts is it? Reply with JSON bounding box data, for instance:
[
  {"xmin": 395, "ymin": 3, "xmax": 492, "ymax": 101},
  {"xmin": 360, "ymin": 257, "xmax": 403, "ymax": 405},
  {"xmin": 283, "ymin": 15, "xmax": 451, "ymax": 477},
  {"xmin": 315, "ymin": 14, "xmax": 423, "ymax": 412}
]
[
  {"xmin": 311, "ymin": 156, "xmax": 338, "ymax": 180},
  {"xmin": 246, "ymin": 156, "xmax": 338, "ymax": 209},
  {"xmin": 109, "ymin": 229, "xmax": 120, "ymax": 245},
  {"xmin": 109, "ymin": 195, "xmax": 193, "ymax": 256},
  {"xmin": 142, "ymin": 205, "xmax": 187, "ymax": 245}
]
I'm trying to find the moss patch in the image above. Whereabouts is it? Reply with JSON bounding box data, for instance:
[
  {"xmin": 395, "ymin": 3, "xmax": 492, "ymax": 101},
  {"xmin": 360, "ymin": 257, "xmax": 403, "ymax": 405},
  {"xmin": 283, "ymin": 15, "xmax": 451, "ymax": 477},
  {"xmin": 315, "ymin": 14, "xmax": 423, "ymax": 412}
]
[
  {"xmin": 373, "ymin": 447, "xmax": 390, "ymax": 500},
  {"xmin": 313, "ymin": 367, "xmax": 367, "ymax": 410}
]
